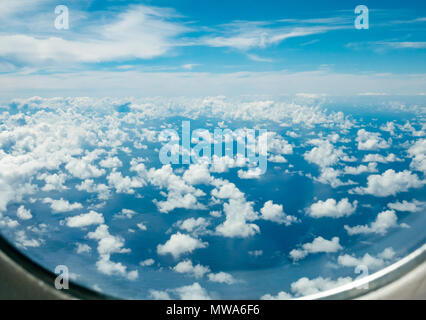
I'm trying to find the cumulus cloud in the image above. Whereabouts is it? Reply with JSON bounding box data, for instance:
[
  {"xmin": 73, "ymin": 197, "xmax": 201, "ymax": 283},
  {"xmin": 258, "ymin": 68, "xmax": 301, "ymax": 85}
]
[
  {"xmin": 208, "ymin": 272, "xmax": 236, "ymax": 284},
  {"xmin": 387, "ymin": 199, "xmax": 425, "ymax": 212},
  {"xmin": 140, "ymin": 258, "xmax": 155, "ymax": 267},
  {"xmin": 352, "ymin": 169, "xmax": 424, "ymax": 197},
  {"xmin": 344, "ymin": 210, "xmax": 398, "ymax": 235},
  {"xmin": 16, "ymin": 205, "xmax": 32, "ymax": 220},
  {"xmin": 173, "ymin": 282, "xmax": 211, "ymax": 300},
  {"xmin": 362, "ymin": 153, "xmax": 402, "ymax": 163},
  {"xmin": 307, "ymin": 198, "xmax": 357, "ymax": 218},
  {"xmin": 408, "ymin": 139, "xmax": 426, "ymax": 173},
  {"xmin": 173, "ymin": 260, "xmax": 210, "ymax": 278},
  {"xmin": 338, "ymin": 247, "xmax": 395, "ymax": 270},
  {"xmin": 260, "ymin": 200, "xmax": 298, "ymax": 225},
  {"xmin": 262, "ymin": 276, "xmax": 352, "ymax": 299},
  {"xmin": 289, "ymin": 236, "xmax": 342, "ymax": 261},
  {"xmin": 304, "ymin": 139, "xmax": 344, "ymax": 168},
  {"xmin": 65, "ymin": 211, "xmax": 105, "ymax": 228},
  {"xmin": 43, "ymin": 198, "xmax": 83, "ymax": 213},
  {"xmin": 176, "ymin": 217, "xmax": 210, "ymax": 236},
  {"xmin": 157, "ymin": 232, "xmax": 208, "ymax": 259},
  {"xmin": 343, "ymin": 162, "xmax": 378, "ymax": 175},
  {"xmin": 87, "ymin": 224, "xmax": 136, "ymax": 279},
  {"xmin": 76, "ymin": 243, "xmax": 91, "ymax": 254},
  {"xmin": 356, "ymin": 129, "xmax": 390, "ymax": 150}
]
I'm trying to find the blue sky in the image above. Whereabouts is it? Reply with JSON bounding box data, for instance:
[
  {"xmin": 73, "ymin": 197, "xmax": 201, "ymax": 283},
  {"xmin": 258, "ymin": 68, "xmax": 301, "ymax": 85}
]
[{"xmin": 0, "ymin": 1, "xmax": 425, "ymax": 96}]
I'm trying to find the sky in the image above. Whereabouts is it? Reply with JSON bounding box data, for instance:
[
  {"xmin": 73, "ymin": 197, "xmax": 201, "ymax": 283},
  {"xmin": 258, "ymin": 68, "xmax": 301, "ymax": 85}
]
[{"xmin": 0, "ymin": 0, "xmax": 426, "ymax": 98}]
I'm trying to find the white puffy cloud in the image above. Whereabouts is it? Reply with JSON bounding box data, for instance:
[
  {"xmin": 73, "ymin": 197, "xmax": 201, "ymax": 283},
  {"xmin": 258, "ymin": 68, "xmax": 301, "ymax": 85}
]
[
  {"xmin": 15, "ymin": 230, "xmax": 41, "ymax": 248},
  {"xmin": 237, "ymin": 167, "xmax": 264, "ymax": 179},
  {"xmin": 308, "ymin": 198, "xmax": 357, "ymax": 218},
  {"xmin": 16, "ymin": 205, "xmax": 32, "ymax": 220},
  {"xmin": 140, "ymin": 258, "xmax": 155, "ymax": 267},
  {"xmin": 76, "ymin": 179, "xmax": 111, "ymax": 200},
  {"xmin": 43, "ymin": 197, "xmax": 83, "ymax": 213},
  {"xmin": 408, "ymin": 139, "xmax": 426, "ymax": 173},
  {"xmin": 114, "ymin": 209, "xmax": 138, "ymax": 219},
  {"xmin": 290, "ymin": 276, "xmax": 352, "ymax": 297},
  {"xmin": 352, "ymin": 169, "xmax": 424, "ymax": 197},
  {"xmin": 157, "ymin": 232, "xmax": 208, "ymax": 259},
  {"xmin": 338, "ymin": 247, "xmax": 395, "ymax": 270},
  {"xmin": 207, "ymin": 272, "xmax": 236, "ymax": 284},
  {"xmin": 148, "ymin": 165, "xmax": 206, "ymax": 213},
  {"xmin": 173, "ymin": 282, "xmax": 211, "ymax": 300},
  {"xmin": 343, "ymin": 162, "xmax": 378, "ymax": 175},
  {"xmin": 216, "ymin": 198, "xmax": 260, "ymax": 238},
  {"xmin": 183, "ymin": 163, "xmax": 212, "ymax": 185},
  {"xmin": 356, "ymin": 129, "xmax": 390, "ymax": 150},
  {"xmin": 65, "ymin": 155, "xmax": 106, "ymax": 179},
  {"xmin": 304, "ymin": 139, "xmax": 344, "ymax": 168},
  {"xmin": 107, "ymin": 170, "xmax": 145, "ymax": 194},
  {"xmin": 289, "ymin": 236, "xmax": 342, "ymax": 261},
  {"xmin": 65, "ymin": 211, "xmax": 105, "ymax": 228},
  {"xmin": 261, "ymin": 276, "xmax": 352, "ymax": 299},
  {"xmin": 149, "ymin": 290, "xmax": 171, "ymax": 300},
  {"xmin": 362, "ymin": 153, "xmax": 402, "ymax": 163},
  {"xmin": 176, "ymin": 217, "xmax": 210, "ymax": 236},
  {"xmin": 260, "ymin": 200, "xmax": 298, "ymax": 225},
  {"xmin": 87, "ymin": 224, "xmax": 136, "ymax": 279},
  {"xmin": 99, "ymin": 156, "xmax": 122, "ymax": 168},
  {"xmin": 76, "ymin": 243, "xmax": 91, "ymax": 254},
  {"xmin": 137, "ymin": 223, "xmax": 147, "ymax": 231},
  {"xmin": 387, "ymin": 200, "xmax": 425, "ymax": 212},
  {"xmin": 345, "ymin": 210, "xmax": 398, "ymax": 235},
  {"xmin": 173, "ymin": 260, "xmax": 210, "ymax": 278},
  {"xmin": 37, "ymin": 172, "xmax": 68, "ymax": 191}
]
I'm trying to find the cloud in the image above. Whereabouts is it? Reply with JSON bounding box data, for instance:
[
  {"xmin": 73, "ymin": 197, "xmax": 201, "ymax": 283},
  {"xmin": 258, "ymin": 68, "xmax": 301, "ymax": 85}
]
[
  {"xmin": 344, "ymin": 210, "xmax": 398, "ymax": 235},
  {"xmin": 362, "ymin": 153, "xmax": 402, "ymax": 163},
  {"xmin": 215, "ymin": 198, "xmax": 260, "ymax": 238},
  {"xmin": 387, "ymin": 200, "xmax": 425, "ymax": 212},
  {"xmin": 140, "ymin": 258, "xmax": 155, "ymax": 267},
  {"xmin": 65, "ymin": 211, "xmax": 104, "ymax": 228},
  {"xmin": 114, "ymin": 209, "xmax": 138, "ymax": 219},
  {"xmin": 343, "ymin": 162, "xmax": 378, "ymax": 175},
  {"xmin": 200, "ymin": 20, "xmax": 346, "ymax": 51},
  {"xmin": 262, "ymin": 276, "xmax": 352, "ymax": 299},
  {"xmin": 408, "ymin": 139, "xmax": 426, "ymax": 173},
  {"xmin": 87, "ymin": 224, "xmax": 136, "ymax": 279},
  {"xmin": 0, "ymin": 5, "xmax": 190, "ymax": 66},
  {"xmin": 15, "ymin": 230, "xmax": 41, "ymax": 248},
  {"xmin": 304, "ymin": 139, "xmax": 344, "ymax": 168},
  {"xmin": 356, "ymin": 129, "xmax": 390, "ymax": 150},
  {"xmin": 208, "ymin": 272, "xmax": 236, "ymax": 285},
  {"xmin": 176, "ymin": 217, "xmax": 210, "ymax": 236},
  {"xmin": 308, "ymin": 198, "xmax": 357, "ymax": 218},
  {"xmin": 157, "ymin": 232, "xmax": 208, "ymax": 259},
  {"xmin": 76, "ymin": 243, "xmax": 91, "ymax": 254},
  {"xmin": 16, "ymin": 205, "xmax": 32, "ymax": 220},
  {"xmin": 182, "ymin": 164, "xmax": 212, "ymax": 185},
  {"xmin": 352, "ymin": 169, "xmax": 424, "ymax": 197},
  {"xmin": 43, "ymin": 197, "xmax": 83, "ymax": 213},
  {"xmin": 173, "ymin": 260, "xmax": 210, "ymax": 278},
  {"xmin": 107, "ymin": 171, "xmax": 145, "ymax": 194},
  {"xmin": 338, "ymin": 247, "xmax": 395, "ymax": 270},
  {"xmin": 290, "ymin": 276, "xmax": 352, "ymax": 297},
  {"xmin": 289, "ymin": 236, "xmax": 342, "ymax": 261},
  {"xmin": 173, "ymin": 282, "xmax": 211, "ymax": 300},
  {"xmin": 260, "ymin": 200, "xmax": 298, "ymax": 225}
]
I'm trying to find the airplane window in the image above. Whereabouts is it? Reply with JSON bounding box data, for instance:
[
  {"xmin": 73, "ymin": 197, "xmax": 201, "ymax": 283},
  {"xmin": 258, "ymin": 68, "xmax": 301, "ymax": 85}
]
[{"xmin": 0, "ymin": 1, "xmax": 424, "ymax": 300}]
